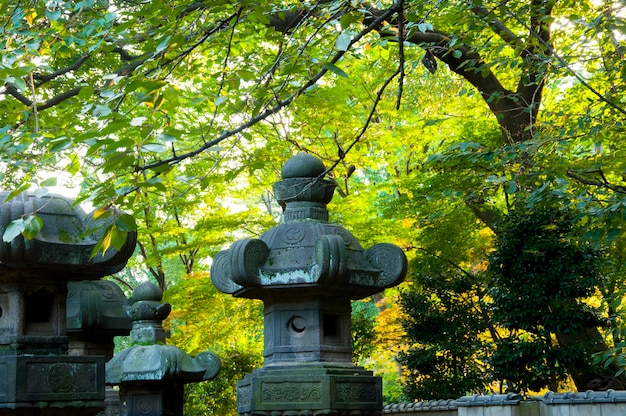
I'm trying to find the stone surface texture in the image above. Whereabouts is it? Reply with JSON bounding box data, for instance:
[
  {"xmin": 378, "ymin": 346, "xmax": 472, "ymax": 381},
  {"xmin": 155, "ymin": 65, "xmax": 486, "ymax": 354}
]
[
  {"xmin": 105, "ymin": 282, "xmax": 221, "ymax": 416},
  {"xmin": 211, "ymin": 153, "xmax": 408, "ymax": 416},
  {"xmin": 0, "ymin": 191, "xmax": 136, "ymax": 415}
]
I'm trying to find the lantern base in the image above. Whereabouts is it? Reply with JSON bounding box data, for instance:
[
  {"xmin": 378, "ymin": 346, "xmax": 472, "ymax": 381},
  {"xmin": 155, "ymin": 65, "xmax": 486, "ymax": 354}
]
[{"xmin": 237, "ymin": 363, "xmax": 382, "ymax": 416}]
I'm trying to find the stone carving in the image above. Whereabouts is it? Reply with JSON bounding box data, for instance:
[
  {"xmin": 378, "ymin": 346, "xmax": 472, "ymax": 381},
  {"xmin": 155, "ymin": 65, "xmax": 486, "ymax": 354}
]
[
  {"xmin": 315, "ymin": 234, "xmax": 348, "ymax": 281},
  {"xmin": 0, "ymin": 191, "xmax": 136, "ymax": 415},
  {"xmin": 0, "ymin": 191, "xmax": 136, "ymax": 276},
  {"xmin": 209, "ymin": 249, "xmax": 243, "ymax": 294},
  {"xmin": 211, "ymin": 153, "xmax": 407, "ymax": 416},
  {"xmin": 335, "ymin": 383, "xmax": 379, "ymax": 403},
  {"xmin": 237, "ymin": 384, "xmax": 252, "ymax": 408},
  {"xmin": 106, "ymin": 282, "xmax": 221, "ymax": 415},
  {"xmin": 47, "ymin": 363, "xmax": 76, "ymax": 393},
  {"xmin": 261, "ymin": 382, "xmax": 323, "ymax": 402},
  {"xmin": 365, "ymin": 243, "xmax": 409, "ymax": 287},
  {"xmin": 67, "ymin": 280, "xmax": 132, "ymax": 334},
  {"xmin": 230, "ymin": 238, "xmax": 269, "ymax": 286}
]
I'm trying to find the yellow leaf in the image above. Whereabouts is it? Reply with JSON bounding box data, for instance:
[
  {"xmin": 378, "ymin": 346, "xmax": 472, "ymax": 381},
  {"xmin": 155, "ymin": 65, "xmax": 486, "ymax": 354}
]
[
  {"xmin": 93, "ymin": 205, "xmax": 111, "ymax": 218},
  {"xmin": 26, "ymin": 10, "xmax": 37, "ymax": 26},
  {"xmin": 101, "ymin": 229, "xmax": 112, "ymax": 254}
]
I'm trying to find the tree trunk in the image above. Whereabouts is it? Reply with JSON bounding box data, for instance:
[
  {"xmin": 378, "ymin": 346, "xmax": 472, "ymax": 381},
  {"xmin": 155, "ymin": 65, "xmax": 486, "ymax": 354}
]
[
  {"xmin": 268, "ymin": 2, "xmax": 625, "ymax": 392},
  {"xmin": 556, "ymin": 327, "xmax": 626, "ymax": 391}
]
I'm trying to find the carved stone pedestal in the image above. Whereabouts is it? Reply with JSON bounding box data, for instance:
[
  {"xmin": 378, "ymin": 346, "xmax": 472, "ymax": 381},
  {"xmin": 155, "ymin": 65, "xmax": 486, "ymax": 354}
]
[
  {"xmin": 237, "ymin": 364, "xmax": 382, "ymax": 416},
  {"xmin": 118, "ymin": 383, "xmax": 184, "ymax": 416},
  {"xmin": 0, "ymin": 354, "xmax": 105, "ymax": 415}
]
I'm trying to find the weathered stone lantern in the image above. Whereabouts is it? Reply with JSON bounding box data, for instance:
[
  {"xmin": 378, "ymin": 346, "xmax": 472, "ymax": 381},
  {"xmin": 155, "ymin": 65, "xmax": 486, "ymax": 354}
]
[
  {"xmin": 105, "ymin": 282, "xmax": 221, "ymax": 416},
  {"xmin": 0, "ymin": 191, "xmax": 137, "ymax": 415},
  {"xmin": 67, "ymin": 280, "xmax": 132, "ymax": 360},
  {"xmin": 67, "ymin": 280, "xmax": 133, "ymax": 416},
  {"xmin": 211, "ymin": 153, "xmax": 407, "ymax": 416}
]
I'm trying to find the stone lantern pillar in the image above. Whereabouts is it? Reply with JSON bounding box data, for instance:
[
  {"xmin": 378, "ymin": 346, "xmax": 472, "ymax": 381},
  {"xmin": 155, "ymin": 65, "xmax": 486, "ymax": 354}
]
[
  {"xmin": 105, "ymin": 282, "xmax": 221, "ymax": 416},
  {"xmin": 0, "ymin": 191, "xmax": 137, "ymax": 415},
  {"xmin": 211, "ymin": 153, "xmax": 408, "ymax": 416}
]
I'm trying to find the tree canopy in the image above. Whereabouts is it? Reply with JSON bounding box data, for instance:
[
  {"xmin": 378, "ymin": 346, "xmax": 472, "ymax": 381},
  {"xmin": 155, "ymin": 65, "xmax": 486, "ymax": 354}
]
[{"xmin": 2, "ymin": 0, "xmax": 626, "ymax": 409}]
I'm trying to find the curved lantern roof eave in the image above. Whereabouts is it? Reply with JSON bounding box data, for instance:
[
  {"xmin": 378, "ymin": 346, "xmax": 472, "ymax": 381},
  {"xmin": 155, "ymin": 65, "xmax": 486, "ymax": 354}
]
[
  {"xmin": 105, "ymin": 282, "xmax": 221, "ymax": 386},
  {"xmin": 210, "ymin": 153, "xmax": 407, "ymax": 301},
  {"xmin": 0, "ymin": 190, "xmax": 137, "ymax": 278}
]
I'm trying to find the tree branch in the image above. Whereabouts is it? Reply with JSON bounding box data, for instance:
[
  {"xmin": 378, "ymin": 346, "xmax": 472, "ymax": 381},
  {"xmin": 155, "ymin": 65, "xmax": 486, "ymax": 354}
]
[
  {"xmin": 514, "ymin": 0, "xmax": 553, "ymax": 114},
  {"xmin": 135, "ymin": 5, "xmax": 398, "ymax": 172},
  {"xmin": 507, "ymin": 4, "xmax": 626, "ymax": 117},
  {"xmin": 567, "ymin": 169, "xmax": 626, "ymax": 195},
  {"xmin": 2, "ymin": 83, "xmax": 82, "ymax": 110},
  {"xmin": 33, "ymin": 54, "xmax": 90, "ymax": 84},
  {"xmin": 469, "ymin": 3, "xmax": 520, "ymax": 47}
]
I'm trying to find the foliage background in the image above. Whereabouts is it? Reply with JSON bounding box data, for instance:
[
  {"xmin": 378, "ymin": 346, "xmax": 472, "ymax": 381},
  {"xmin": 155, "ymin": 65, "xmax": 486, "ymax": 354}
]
[{"xmin": 1, "ymin": 0, "xmax": 626, "ymax": 412}]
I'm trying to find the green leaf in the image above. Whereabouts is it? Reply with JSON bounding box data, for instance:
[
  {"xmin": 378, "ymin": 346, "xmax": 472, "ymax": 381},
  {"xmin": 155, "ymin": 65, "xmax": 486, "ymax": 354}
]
[
  {"xmin": 66, "ymin": 153, "xmax": 80, "ymax": 175},
  {"xmin": 504, "ymin": 181, "xmax": 517, "ymax": 194},
  {"xmin": 156, "ymin": 35, "xmax": 171, "ymax": 53},
  {"xmin": 141, "ymin": 143, "xmax": 166, "ymax": 153},
  {"xmin": 34, "ymin": 187, "xmax": 49, "ymax": 198},
  {"xmin": 3, "ymin": 184, "xmax": 30, "ymax": 203},
  {"xmin": 339, "ymin": 12, "xmax": 357, "ymax": 29},
  {"xmin": 110, "ymin": 226, "xmax": 128, "ymax": 251},
  {"xmin": 40, "ymin": 177, "xmax": 58, "ymax": 187},
  {"xmin": 50, "ymin": 136, "xmax": 72, "ymax": 152},
  {"xmin": 156, "ymin": 133, "xmax": 177, "ymax": 142},
  {"xmin": 22, "ymin": 215, "xmax": 43, "ymax": 239},
  {"xmin": 12, "ymin": 77, "xmax": 27, "ymax": 92},
  {"xmin": 74, "ymin": 0, "xmax": 95, "ymax": 10},
  {"xmin": 322, "ymin": 63, "xmax": 348, "ymax": 78},
  {"xmin": 92, "ymin": 104, "xmax": 112, "ymax": 117},
  {"xmin": 424, "ymin": 119, "xmax": 444, "ymax": 126},
  {"xmin": 417, "ymin": 23, "xmax": 433, "ymax": 33},
  {"xmin": 45, "ymin": 10, "xmax": 61, "ymax": 20},
  {"xmin": 335, "ymin": 31, "xmax": 351, "ymax": 52},
  {"xmin": 115, "ymin": 214, "xmax": 137, "ymax": 232},
  {"xmin": 3, "ymin": 219, "xmax": 25, "ymax": 243}
]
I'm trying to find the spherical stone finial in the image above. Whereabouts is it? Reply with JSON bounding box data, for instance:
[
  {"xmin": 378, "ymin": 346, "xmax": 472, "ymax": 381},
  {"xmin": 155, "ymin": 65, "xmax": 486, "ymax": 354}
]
[
  {"xmin": 127, "ymin": 282, "xmax": 171, "ymax": 326},
  {"xmin": 132, "ymin": 282, "xmax": 163, "ymax": 303},
  {"xmin": 282, "ymin": 153, "xmax": 326, "ymax": 179}
]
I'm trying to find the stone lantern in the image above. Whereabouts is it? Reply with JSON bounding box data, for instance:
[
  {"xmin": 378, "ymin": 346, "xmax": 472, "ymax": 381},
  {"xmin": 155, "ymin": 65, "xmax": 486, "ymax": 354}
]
[
  {"xmin": 0, "ymin": 191, "xmax": 137, "ymax": 415},
  {"xmin": 67, "ymin": 280, "xmax": 132, "ymax": 360},
  {"xmin": 211, "ymin": 153, "xmax": 407, "ymax": 416},
  {"xmin": 105, "ymin": 282, "xmax": 221, "ymax": 416},
  {"xmin": 67, "ymin": 280, "xmax": 133, "ymax": 416}
]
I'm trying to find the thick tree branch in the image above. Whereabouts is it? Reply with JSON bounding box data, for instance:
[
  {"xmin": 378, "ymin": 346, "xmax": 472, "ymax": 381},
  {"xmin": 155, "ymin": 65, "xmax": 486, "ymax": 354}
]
[
  {"xmin": 465, "ymin": 196, "xmax": 502, "ymax": 232},
  {"xmin": 136, "ymin": 5, "xmax": 398, "ymax": 172},
  {"xmin": 33, "ymin": 54, "xmax": 90, "ymax": 84},
  {"xmin": 361, "ymin": 4, "xmax": 537, "ymax": 141},
  {"xmin": 3, "ymin": 83, "xmax": 83, "ymax": 110},
  {"xmin": 469, "ymin": 3, "xmax": 520, "ymax": 47},
  {"xmin": 37, "ymin": 87, "xmax": 84, "ymax": 110},
  {"xmin": 111, "ymin": 46, "xmax": 143, "ymax": 62},
  {"xmin": 2, "ymin": 83, "xmax": 32, "ymax": 106},
  {"xmin": 508, "ymin": 4, "xmax": 626, "ymax": 117},
  {"xmin": 514, "ymin": 0, "xmax": 553, "ymax": 121},
  {"xmin": 567, "ymin": 169, "xmax": 626, "ymax": 195}
]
